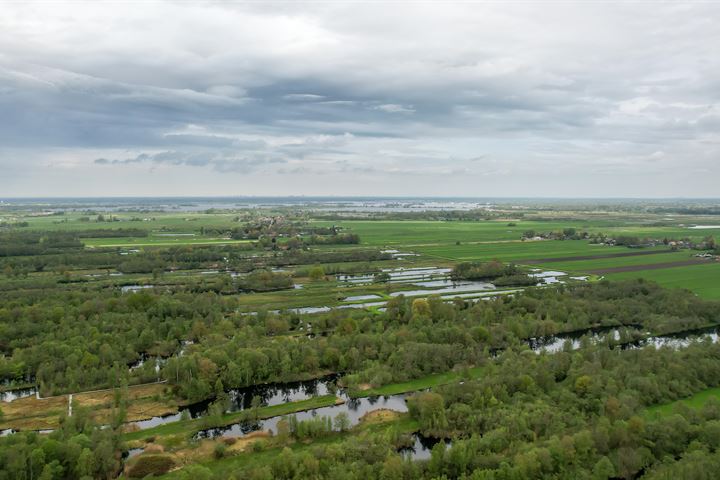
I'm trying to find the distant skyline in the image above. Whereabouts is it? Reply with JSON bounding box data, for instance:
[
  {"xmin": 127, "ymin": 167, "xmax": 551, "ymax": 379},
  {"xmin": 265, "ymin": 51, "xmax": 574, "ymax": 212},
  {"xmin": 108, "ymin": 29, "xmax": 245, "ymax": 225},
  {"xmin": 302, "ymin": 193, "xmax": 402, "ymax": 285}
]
[{"xmin": 2, "ymin": 1, "xmax": 719, "ymax": 197}]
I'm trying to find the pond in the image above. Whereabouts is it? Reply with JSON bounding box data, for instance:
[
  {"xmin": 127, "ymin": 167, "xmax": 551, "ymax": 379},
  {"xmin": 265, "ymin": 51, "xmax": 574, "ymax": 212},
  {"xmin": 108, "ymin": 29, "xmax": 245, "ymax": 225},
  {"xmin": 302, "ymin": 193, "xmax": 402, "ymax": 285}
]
[
  {"xmin": 399, "ymin": 433, "xmax": 452, "ymax": 460},
  {"xmin": 344, "ymin": 294, "xmax": 382, "ymax": 302},
  {"xmin": 390, "ymin": 281, "xmax": 495, "ymax": 297},
  {"xmin": 1, "ymin": 385, "xmax": 37, "ymax": 403},
  {"xmin": 121, "ymin": 285, "xmax": 155, "ymax": 293}
]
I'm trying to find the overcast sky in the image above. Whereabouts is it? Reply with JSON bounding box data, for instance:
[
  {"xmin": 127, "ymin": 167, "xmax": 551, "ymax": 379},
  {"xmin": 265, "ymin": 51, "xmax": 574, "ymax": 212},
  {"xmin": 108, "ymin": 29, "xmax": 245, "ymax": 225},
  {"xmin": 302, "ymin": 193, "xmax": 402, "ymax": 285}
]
[{"xmin": 1, "ymin": 1, "xmax": 719, "ymax": 197}]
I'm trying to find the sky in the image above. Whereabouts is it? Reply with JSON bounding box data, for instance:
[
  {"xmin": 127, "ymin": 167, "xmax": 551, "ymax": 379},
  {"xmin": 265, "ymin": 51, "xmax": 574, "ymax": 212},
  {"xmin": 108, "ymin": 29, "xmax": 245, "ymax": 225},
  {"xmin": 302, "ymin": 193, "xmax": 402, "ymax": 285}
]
[{"xmin": 1, "ymin": 1, "xmax": 719, "ymax": 198}]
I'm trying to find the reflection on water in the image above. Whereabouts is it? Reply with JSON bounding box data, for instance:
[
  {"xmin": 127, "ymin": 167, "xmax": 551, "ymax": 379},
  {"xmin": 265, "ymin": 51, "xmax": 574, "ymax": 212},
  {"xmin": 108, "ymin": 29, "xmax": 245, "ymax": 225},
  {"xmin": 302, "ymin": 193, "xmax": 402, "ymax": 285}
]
[
  {"xmin": 390, "ymin": 281, "xmax": 495, "ymax": 297},
  {"xmin": 8, "ymin": 324, "xmax": 720, "ymax": 439},
  {"xmin": 121, "ymin": 285, "xmax": 155, "ymax": 293},
  {"xmin": 344, "ymin": 294, "xmax": 382, "ymax": 302},
  {"xmin": 130, "ymin": 375, "xmax": 340, "ymax": 430},
  {"xmin": 1, "ymin": 386, "xmax": 37, "ymax": 403},
  {"xmin": 399, "ymin": 433, "xmax": 452, "ymax": 460},
  {"xmin": 195, "ymin": 391, "xmax": 409, "ymax": 439}
]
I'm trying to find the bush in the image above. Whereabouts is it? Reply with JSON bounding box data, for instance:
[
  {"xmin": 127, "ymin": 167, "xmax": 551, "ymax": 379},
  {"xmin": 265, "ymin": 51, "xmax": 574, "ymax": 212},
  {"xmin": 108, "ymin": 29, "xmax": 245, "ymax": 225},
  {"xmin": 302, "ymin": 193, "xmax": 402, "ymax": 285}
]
[
  {"xmin": 213, "ymin": 442, "xmax": 227, "ymax": 459},
  {"xmin": 493, "ymin": 274, "xmax": 537, "ymax": 287},
  {"xmin": 127, "ymin": 454, "xmax": 175, "ymax": 478}
]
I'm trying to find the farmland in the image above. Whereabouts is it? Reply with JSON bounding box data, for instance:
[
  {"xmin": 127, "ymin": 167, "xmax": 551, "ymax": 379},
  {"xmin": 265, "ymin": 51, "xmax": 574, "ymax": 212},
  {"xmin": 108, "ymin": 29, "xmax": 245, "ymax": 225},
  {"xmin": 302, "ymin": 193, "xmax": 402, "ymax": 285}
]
[
  {"xmin": 606, "ymin": 262, "xmax": 720, "ymax": 300},
  {"xmin": 1, "ymin": 198, "xmax": 720, "ymax": 479}
]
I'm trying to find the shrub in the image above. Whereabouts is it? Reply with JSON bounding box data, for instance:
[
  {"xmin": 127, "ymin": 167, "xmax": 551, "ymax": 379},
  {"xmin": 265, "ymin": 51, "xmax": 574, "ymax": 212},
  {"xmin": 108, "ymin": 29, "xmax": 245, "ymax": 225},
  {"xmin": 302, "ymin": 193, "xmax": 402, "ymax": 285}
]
[
  {"xmin": 213, "ymin": 442, "xmax": 227, "ymax": 459},
  {"xmin": 127, "ymin": 454, "xmax": 175, "ymax": 478}
]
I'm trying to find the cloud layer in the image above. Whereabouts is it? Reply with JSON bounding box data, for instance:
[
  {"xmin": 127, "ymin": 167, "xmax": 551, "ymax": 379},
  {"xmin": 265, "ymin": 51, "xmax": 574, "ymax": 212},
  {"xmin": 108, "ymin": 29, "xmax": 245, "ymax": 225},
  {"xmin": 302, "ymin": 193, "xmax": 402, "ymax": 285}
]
[{"xmin": 1, "ymin": 1, "xmax": 719, "ymax": 197}]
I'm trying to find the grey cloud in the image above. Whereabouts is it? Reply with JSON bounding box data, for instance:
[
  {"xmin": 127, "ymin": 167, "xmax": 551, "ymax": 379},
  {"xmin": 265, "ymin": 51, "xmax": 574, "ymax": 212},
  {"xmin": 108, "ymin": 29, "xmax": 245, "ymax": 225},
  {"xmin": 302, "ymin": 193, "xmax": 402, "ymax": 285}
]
[
  {"xmin": 373, "ymin": 104, "xmax": 415, "ymax": 114},
  {"xmin": 94, "ymin": 150, "xmax": 285, "ymax": 173},
  {"xmin": 283, "ymin": 94, "xmax": 326, "ymax": 101},
  {"xmin": 2, "ymin": 2, "xmax": 720, "ymax": 196}
]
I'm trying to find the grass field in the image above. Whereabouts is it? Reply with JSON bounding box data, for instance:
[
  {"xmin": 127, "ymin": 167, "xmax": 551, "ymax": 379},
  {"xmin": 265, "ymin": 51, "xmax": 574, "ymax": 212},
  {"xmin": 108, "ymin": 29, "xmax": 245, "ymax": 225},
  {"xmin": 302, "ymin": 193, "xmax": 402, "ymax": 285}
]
[
  {"xmin": 11, "ymin": 212, "xmax": 243, "ymax": 232},
  {"xmin": 352, "ymin": 366, "xmax": 485, "ymax": 398},
  {"xmin": 84, "ymin": 236, "xmax": 251, "ymax": 248},
  {"xmin": 646, "ymin": 387, "xmax": 720, "ymax": 417},
  {"xmin": 316, "ymin": 219, "xmax": 720, "ymax": 247},
  {"xmin": 415, "ymin": 240, "xmax": 668, "ymax": 263},
  {"xmin": 315, "ymin": 220, "xmax": 592, "ymax": 245},
  {"xmin": 606, "ymin": 262, "xmax": 720, "ymax": 300},
  {"xmin": 528, "ymin": 251, "xmax": 694, "ymax": 273}
]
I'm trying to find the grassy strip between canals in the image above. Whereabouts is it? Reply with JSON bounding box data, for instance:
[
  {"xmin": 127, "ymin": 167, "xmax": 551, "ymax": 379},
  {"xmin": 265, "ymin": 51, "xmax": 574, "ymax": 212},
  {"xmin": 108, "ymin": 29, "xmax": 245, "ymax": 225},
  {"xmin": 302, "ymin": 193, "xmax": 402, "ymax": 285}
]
[
  {"xmin": 351, "ymin": 366, "xmax": 485, "ymax": 398},
  {"xmin": 645, "ymin": 387, "xmax": 720, "ymax": 418},
  {"xmin": 123, "ymin": 394, "xmax": 340, "ymax": 442}
]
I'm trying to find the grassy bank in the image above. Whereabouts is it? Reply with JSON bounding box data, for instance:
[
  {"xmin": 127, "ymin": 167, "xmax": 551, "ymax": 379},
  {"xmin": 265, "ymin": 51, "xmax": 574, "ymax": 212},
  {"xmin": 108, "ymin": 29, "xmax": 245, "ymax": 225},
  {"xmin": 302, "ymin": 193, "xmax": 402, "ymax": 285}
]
[
  {"xmin": 123, "ymin": 394, "xmax": 341, "ymax": 442},
  {"xmin": 351, "ymin": 366, "xmax": 485, "ymax": 398}
]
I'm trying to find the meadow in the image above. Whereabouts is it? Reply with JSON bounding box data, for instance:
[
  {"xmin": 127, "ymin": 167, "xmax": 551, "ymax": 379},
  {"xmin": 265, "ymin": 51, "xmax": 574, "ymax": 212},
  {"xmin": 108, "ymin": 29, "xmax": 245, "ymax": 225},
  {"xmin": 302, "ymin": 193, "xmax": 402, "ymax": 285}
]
[
  {"xmin": 646, "ymin": 386, "xmax": 720, "ymax": 417},
  {"xmin": 606, "ymin": 262, "xmax": 720, "ymax": 300},
  {"xmin": 316, "ymin": 219, "xmax": 720, "ymax": 246}
]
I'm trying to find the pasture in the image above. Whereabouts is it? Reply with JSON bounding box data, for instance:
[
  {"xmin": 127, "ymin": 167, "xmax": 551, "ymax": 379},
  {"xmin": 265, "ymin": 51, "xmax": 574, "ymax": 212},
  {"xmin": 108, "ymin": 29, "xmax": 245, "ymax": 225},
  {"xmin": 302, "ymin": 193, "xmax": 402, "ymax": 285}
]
[
  {"xmin": 317, "ymin": 219, "xmax": 720, "ymax": 247},
  {"xmin": 606, "ymin": 262, "xmax": 720, "ymax": 300}
]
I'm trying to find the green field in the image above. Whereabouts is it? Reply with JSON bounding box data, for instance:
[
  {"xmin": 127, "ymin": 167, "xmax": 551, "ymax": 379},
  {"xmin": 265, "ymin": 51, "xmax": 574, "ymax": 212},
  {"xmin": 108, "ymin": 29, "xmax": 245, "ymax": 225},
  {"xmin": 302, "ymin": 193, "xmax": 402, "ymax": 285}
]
[
  {"xmin": 416, "ymin": 240, "xmax": 667, "ymax": 263},
  {"xmin": 316, "ymin": 220, "xmax": 592, "ymax": 245},
  {"xmin": 317, "ymin": 219, "xmax": 720, "ymax": 247},
  {"xmin": 84, "ymin": 236, "xmax": 251, "ymax": 248},
  {"xmin": 352, "ymin": 366, "xmax": 484, "ymax": 398},
  {"xmin": 646, "ymin": 387, "xmax": 720, "ymax": 417},
  {"xmin": 606, "ymin": 262, "xmax": 720, "ymax": 300},
  {"xmin": 11, "ymin": 212, "xmax": 243, "ymax": 232},
  {"xmin": 529, "ymin": 251, "xmax": 693, "ymax": 273}
]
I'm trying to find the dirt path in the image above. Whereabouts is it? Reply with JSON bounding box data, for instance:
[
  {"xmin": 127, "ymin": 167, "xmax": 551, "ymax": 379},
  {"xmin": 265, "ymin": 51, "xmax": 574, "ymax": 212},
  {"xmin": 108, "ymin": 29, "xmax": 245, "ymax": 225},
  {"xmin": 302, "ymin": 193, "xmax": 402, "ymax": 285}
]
[{"xmin": 588, "ymin": 259, "xmax": 713, "ymax": 274}]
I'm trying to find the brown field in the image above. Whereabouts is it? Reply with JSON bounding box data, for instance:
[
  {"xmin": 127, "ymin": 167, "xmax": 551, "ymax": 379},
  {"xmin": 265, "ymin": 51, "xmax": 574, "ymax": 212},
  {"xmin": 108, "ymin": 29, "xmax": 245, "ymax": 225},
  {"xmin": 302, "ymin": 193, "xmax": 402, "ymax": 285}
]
[{"xmin": 0, "ymin": 383, "xmax": 179, "ymax": 431}]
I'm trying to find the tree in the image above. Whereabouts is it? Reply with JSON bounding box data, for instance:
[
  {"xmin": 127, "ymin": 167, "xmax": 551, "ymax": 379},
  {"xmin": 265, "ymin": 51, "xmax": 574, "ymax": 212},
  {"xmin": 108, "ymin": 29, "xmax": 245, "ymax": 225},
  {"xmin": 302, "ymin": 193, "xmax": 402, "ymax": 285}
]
[
  {"xmin": 412, "ymin": 299, "xmax": 431, "ymax": 319},
  {"xmin": 409, "ymin": 392, "xmax": 449, "ymax": 434},
  {"xmin": 593, "ymin": 456, "xmax": 616, "ymax": 480},
  {"xmin": 76, "ymin": 448, "xmax": 95, "ymax": 478},
  {"xmin": 309, "ymin": 266, "xmax": 325, "ymax": 281},
  {"xmin": 333, "ymin": 411, "xmax": 351, "ymax": 432}
]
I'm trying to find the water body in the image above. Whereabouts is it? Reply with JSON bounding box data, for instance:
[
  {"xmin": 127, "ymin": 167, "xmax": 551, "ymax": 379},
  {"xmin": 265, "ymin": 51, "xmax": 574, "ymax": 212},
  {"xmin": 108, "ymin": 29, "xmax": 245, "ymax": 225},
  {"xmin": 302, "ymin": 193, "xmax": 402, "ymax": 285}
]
[
  {"xmin": 528, "ymin": 326, "xmax": 635, "ymax": 353},
  {"xmin": 390, "ymin": 281, "xmax": 495, "ymax": 297},
  {"xmin": 528, "ymin": 325, "xmax": 720, "ymax": 354},
  {"xmin": 399, "ymin": 433, "xmax": 452, "ymax": 460},
  {"xmin": 195, "ymin": 391, "xmax": 409, "ymax": 439},
  {"xmin": 337, "ymin": 267, "xmax": 451, "ymax": 286},
  {"xmin": 121, "ymin": 285, "xmax": 155, "ymax": 293},
  {"xmin": 130, "ymin": 375, "xmax": 340, "ymax": 430},
  {"xmin": 122, "ymin": 447, "xmax": 144, "ymax": 460},
  {"xmin": 530, "ymin": 270, "xmax": 568, "ymax": 285},
  {"xmin": 10, "ymin": 325, "xmax": 720, "ymax": 437},
  {"xmin": 344, "ymin": 294, "xmax": 382, "ymax": 302},
  {"xmin": 1, "ymin": 386, "xmax": 38, "ymax": 403}
]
